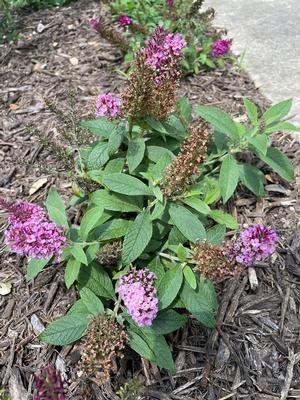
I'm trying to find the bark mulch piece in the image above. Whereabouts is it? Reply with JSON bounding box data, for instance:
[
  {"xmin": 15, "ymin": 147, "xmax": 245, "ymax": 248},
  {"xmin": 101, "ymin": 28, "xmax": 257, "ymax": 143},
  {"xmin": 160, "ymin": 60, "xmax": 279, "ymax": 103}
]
[{"xmin": 1, "ymin": 1, "xmax": 300, "ymax": 399}]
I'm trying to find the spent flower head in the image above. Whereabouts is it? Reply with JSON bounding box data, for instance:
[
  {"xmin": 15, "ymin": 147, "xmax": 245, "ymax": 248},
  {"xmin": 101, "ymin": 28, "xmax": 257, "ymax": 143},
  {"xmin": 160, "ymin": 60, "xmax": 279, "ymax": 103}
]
[
  {"xmin": 34, "ymin": 364, "xmax": 65, "ymax": 400},
  {"xmin": 211, "ymin": 38, "xmax": 232, "ymax": 58},
  {"xmin": 96, "ymin": 93, "xmax": 121, "ymax": 118},
  {"xmin": 226, "ymin": 224, "xmax": 278, "ymax": 266},
  {"xmin": 118, "ymin": 268, "xmax": 158, "ymax": 327}
]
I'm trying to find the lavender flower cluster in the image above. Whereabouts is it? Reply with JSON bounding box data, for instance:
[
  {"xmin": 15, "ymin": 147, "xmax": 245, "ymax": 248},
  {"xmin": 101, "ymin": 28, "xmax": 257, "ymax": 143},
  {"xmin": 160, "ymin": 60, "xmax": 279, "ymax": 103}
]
[
  {"xmin": 1, "ymin": 199, "xmax": 67, "ymax": 261},
  {"xmin": 211, "ymin": 38, "xmax": 232, "ymax": 58},
  {"xmin": 34, "ymin": 365, "xmax": 65, "ymax": 400},
  {"xmin": 95, "ymin": 92, "xmax": 121, "ymax": 118},
  {"xmin": 227, "ymin": 224, "xmax": 279, "ymax": 266},
  {"xmin": 118, "ymin": 268, "xmax": 158, "ymax": 327}
]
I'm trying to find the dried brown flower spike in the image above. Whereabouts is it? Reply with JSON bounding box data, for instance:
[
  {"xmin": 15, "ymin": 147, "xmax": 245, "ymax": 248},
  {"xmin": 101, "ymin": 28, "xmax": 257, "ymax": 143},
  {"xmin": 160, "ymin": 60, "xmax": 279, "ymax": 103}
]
[
  {"xmin": 79, "ymin": 315, "xmax": 127, "ymax": 385},
  {"xmin": 193, "ymin": 241, "xmax": 241, "ymax": 281},
  {"xmin": 96, "ymin": 241, "xmax": 122, "ymax": 267},
  {"xmin": 162, "ymin": 121, "xmax": 210, "ymax": 199}
]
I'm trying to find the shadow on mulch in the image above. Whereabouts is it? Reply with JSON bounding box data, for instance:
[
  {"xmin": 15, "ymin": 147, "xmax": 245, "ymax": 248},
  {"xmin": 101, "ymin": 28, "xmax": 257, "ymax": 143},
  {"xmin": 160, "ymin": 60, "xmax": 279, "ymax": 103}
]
[{"xmin": 1, "ymin": 0, "xmax": 300, "ymax": 399}]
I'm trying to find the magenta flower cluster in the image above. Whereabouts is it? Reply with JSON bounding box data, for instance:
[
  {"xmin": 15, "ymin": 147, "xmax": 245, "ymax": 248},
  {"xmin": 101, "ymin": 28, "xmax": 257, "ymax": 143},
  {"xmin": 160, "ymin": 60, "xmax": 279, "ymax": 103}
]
[
  {"xmin": 166, "ymin": 0, "xmax": 174, "ymax": 5},
  {"xmin": 1, "ymin": 199, "xmax": 67, "ymax": 261},
  {"xmin": 89, "ymin": 18, "xmax": 99, "ymax": 32},
  {"xmin": 227, "ymin": 224, "xmax": 279, "ymax": 266},
  {"xmin": 118, "ymin": 268, "xmax": 158, "ymax": 327},
  {"xmin": 142, "ymin": 27, "xmax": 186, "ymax": 82},
  {"xmin": 34, "ymin": 365, "xmax": 65, "ymax": 400},
  {"xmin": 95, "ymin": 92, "xmax": 121, "ymax": 118},
  {"xmin": 118, "ymin": 15, "xmax": 133, "ymax": 27},
  {"xmin": 211, "ymin": 39, "xmax": 232, "ymax": 58}
]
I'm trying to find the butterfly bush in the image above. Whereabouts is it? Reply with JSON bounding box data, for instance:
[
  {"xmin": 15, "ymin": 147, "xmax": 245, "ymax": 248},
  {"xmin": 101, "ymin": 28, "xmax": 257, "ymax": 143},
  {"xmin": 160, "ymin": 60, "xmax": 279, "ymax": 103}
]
[
  {"xmin": 211, "ymin": 38, "xmax": 232, "ymax": 58},
  {"xmin": 1, "ymin": 199, "xmax": 67, "ymax": 261},
  {"xmin": 118, "ymin": 15, "xmax": 133, "ymax": 27},
  {"xmin": 34, "ymin": 365, "xmax": 65, "ymax": 400},
  {"xmin": 118, "ymin": 268, "xmax": 158, "ymax": 327},
  {"xmin": 166, "ymin": 0, "xmax": 174, "ymax": 5},
  {"xmin": 95, "ymin": 93, "xmax": 121, "ymax": 117},
  {"xmin": 227, "ymin": 224, "xmax": 279, "ymax": 266}
]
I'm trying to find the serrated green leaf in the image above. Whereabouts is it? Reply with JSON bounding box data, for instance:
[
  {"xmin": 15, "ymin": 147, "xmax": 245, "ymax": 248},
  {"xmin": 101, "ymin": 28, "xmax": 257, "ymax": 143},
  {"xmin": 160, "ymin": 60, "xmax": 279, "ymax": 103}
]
[
  {"xmin": 143, "ymin": 333, "xmax": 175, "ymax": 371},
  {"xmin": 78, "ymin": 262, "xmax": 116, "ymax": 299},
  {"xmin": 169, "ymin": 203, "xmax": 206, "ymax": 243},
  {"xmin": 26, "ymin": 257, "xmax": 51, "ymax": 282},
  {"xmin": 70, "ymin": 243, "xmax": 88, "ymax": 265},
  {"xmin": 122, "ymin": 210, "xmax": 153, "ymax": 264},
  {"xmin": 80, "ymin": 287, "xmax": 104, "ymax": 316},
  {"xmin": 178, "ymin": 96, "xmax": 192, "ymax": 123},
  {"xmin": 141, "ymin": 309, "xmax": 187, "ymax": 335},
  {"xmin": 79, "ymin": 206, "xmax": 104, "ymax": 240},
  {"xmin": 177, "ymin": 244, "xmax": 187, "ymax": 262},
  {"xmin": 92, "ymin": 219, "xmax": 131, "ymax": 241},
  {"xmin": 39, "ymin": 314, "xmax": 89, "ymax": 345},
  {"xmin": 103, "ymin": 173, "xmax": 152, "ymax": 196},
  {"xmin": 66, "ymin": 299, "xmax": 90, "ymax": 316},
  {"xmin": 263, "ymin": 99, "xmax": 292, "ymax": 125},
  {"xmin": 148, "ymin": 256, "xmax": 165, "ymax": 283},
  {"xmin": 195, "ymin": 106, "xmax": 239, "ymax": 141},
  {"xmin": 127, "ymin": 138, "xmax": 146, "ymax": 173},
  {"xmin": 103, "ymin": 157, "xmax": 125, "ymax": 174},
  {"xmin": 181, "ymin": 197, "xmax": 211, "ymax": 215},
  {"xmin": 206, "ymin": 224, "xmax": 226, "ymax": 245},
  {"xmin": 87, "ymin": 143, "xmax": 109, "ymax": 170},
  {"xmin": 128, "ymin": 330, "xmax": 155, "ymax": 361},
  {"xmin": 264, "ymin": 121, "xmax": 300, "ymax": 135},
  {"xmin": 45, "ymin": 186, "xmax": 68, "ymax": 227},
  {"xmin": 254, "ymin": 146, "xmax": 294, "ymax": 182},
  {"xmin": 80, "ymin": 117, "xmax": 115, "ymax": 137},
  {"xmin": 243, "ymin": 98, "xmax": 258, "ymax": 125},
  {"xmin": 249, "ymin": 134, "xmax": 268, "ymax": 156},
  {"xmin": 183, "ymin": 266, "xmax": 197, "ymax": 289},
  {"xmin": 239, "ymin": 163, "xmax": 266, "ymax": 196},
  {"xmin": 146, "ymin": 146, "xmax": 175, "ymax": 163},
  {"xmin": 157, "ymin": 265, "xmax": 183, "ymax": 310},
  {"xmin": 219, "ymin": 154, "xmax": 239, "ymax": 203},
  {"xmin": 210, "ymin": 210, "xmax": 238, "ymax": 230},
  {"xmin": 64, "ymin": 257, "xmax": 81, "ymax": 289},
  {"xmin": 90, "ymin": 190, "xmax": 141, "ymax": 212}
]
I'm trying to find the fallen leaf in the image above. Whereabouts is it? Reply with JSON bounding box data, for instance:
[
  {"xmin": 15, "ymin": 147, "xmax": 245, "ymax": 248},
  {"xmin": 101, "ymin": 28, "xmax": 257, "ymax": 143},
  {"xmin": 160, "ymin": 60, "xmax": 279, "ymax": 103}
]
[
  {"xmin": 33, "ymin": 63, "xmax": 46, "ymax": 72},
  {"xmin": 0, "ymin": 282, "xmax": 12, "ymax": 296},
  {"xmin": 29, "ymin": 177, "xmax": 48, "ymax": 195},
  {"xmin": 69, "ymin": 57, "xmax": 79, "ymax": 66},
  {"xmin": 37, "ymin": 22, "xmax": 46, "ymax": 33}
]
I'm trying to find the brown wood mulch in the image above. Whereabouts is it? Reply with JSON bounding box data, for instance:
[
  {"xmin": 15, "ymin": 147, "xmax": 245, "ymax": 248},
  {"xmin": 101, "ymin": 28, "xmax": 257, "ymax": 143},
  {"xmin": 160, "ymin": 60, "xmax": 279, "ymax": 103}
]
[{"xmin": 1, "ymin": 1, "xmax": 300, "ymax": 399}]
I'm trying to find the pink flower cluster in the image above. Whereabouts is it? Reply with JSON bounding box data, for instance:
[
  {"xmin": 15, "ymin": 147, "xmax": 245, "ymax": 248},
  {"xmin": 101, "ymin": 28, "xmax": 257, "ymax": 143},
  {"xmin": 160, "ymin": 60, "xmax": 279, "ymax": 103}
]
[
  {"xmin": 118, "ymin": 268, "xmax": 158, "ymax": 327},
  {"xmin": 1, "ymin": 198, "xmax": 67, "ymax": 261},
  {"xmin": 118, "ymin": 15, "xmax": 133, "ymax": 27},
  {"xmin": 211, "ymin": 39, "xmax": 232, "ymax": 58},
  {"xmin": 227, "ymin": 224, "xmax": 279, "ymax": 266},
  {"xmin": 89, "ymin": 18, "xmax": 99, "ymax": 32},
  {"xmin": 95, "ymin": 93, "xmax": 121, "ymax": 118},
  {"xmin": 34, "ymin": 365, "xmax": 65, "ymax": 400},
  {"xmin": 166, "ymin": 0, "xmax": 174, "ymax": 5}
]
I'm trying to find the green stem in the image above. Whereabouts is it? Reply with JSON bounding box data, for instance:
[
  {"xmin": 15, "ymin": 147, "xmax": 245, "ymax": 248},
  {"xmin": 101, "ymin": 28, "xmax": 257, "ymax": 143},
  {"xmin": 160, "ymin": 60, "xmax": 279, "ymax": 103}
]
[{"xmin": 112, "ymin": 297, "xmax": 121, "ymax": 318}]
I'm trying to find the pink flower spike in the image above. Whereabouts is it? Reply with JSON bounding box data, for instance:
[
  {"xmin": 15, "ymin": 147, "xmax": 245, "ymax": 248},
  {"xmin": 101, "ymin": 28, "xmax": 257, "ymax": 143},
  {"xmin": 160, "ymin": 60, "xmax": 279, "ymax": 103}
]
[
  {"xmin": 89, "ymin": 18, "xmax": 99, "ymax": 32},
  {"xmin": 95, "ymin": 93, "xmax": 121, "ymax": 118},
  {"xmin": 166, "ymin": 0, "xmax": 174, "ymax": 6},
  {"xmin": 118, "ymin": 15, "xmax": 133, "ymax": 27},
  {"xmin": 34, "ymin": 364, "xmax": 65, "ymax": 400},
  {"xmin": 211, "ymin": 38, "xmax": 232, "ymax": 58}
]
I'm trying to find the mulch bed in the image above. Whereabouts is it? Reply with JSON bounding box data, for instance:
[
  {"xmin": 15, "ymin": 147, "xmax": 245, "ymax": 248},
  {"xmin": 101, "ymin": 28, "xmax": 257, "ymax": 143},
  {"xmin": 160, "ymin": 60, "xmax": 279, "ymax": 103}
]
[{"xmin": 1, "ymin": 1, "xmax": 300, "ymax": 399}]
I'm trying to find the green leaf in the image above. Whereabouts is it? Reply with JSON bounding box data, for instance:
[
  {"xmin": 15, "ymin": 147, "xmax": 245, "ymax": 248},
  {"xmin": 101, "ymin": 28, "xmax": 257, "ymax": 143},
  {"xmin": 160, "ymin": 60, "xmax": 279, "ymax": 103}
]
[
  {"xmin": 169, "ymin": 203, "xmax": 206, "ymax": 243},
  {"xmin": 195, "ymin": 106, "xmax": 239, "ymax": 141},
  {"xmin": 70, "ymin": 243, "xmax": 88, "ymax": 265},
  {"xmin": 64, "ymin": 257, "xmax": 81, "ymax": 289},
  {"xmin": 157, "ymin": 265, "xmax": 183, "ymax": 310},
  {"xmin": 147, "ymin": 146, "xmax": 175, "ymax": 163},
  {"xmin": 122, "ymin": 210, "xmax": 153, "ymax": 264},
  {"xmin": 243, "ymin": 98, "xmax": 258, "ymax": 125},
  {"xmin": 141, "ymin": 309, "xmax": 187, "ymax": 335},
  {"xmin": 178, "ymin": 96, "xmax": 192, "ymax": 123},
  {"xmin": 177, "ymin": 244, "xmax": 187, "ymax": 262},
  {"xmin": 45, "ymin": 186, "xmax": 68, "ymax": 227},
  {"xmin": 219, "ymin": 154, "xmax": 239, "ymax": 203},
  {"xmin": 80, "ymin": 287, "xmax": 104, "ymax": 316},
  {"xmin": 145, "ymin": 116, "xmax": 167, "ymax": 134},
  {"xmin": 180, "ymin": 281, "xmax": 216, "ymax": 328},
  {"xmin": 127, "ymin": 138, "xmax": 146, "ymax": 173},
  {"xmin": 206, "ymin": 224, "xmax": 226, "ymax": 245},
  {"xmin": 148, "ymin": 257, "xmax": 165, "ymax": 283},
  {"xmin": 183, "ymin": 266, "xmax": 197, "ymax": 289},
  {"xmin": 107, "ymin": 122, "xmax": 125, "ymax": 154},
  {"xmin": 239, "ymin": 163, "xmax": 266, "ymax": 196},
  {"xmin": 103, "ymin": 173, "xmax": 152, "ymax": 196},
  {"xmin": 263, "ymin": 121, "xmax": 300, "ymax": 134},
  {"xmin": 181, "ymin": 197, "xmax": 211, "ymax": 215},
  {"xmin": 254, "ymin": 146, "xmax": 294, "ymax": 182},
  {"xmin": 86, "ymin": 243, "xmax": 100, "ymax": 264},
  {"xmin": 90, "ymin": 190, "xmax": 141, "ymax": 212},
  {"xmin": 80, "ymin": 117, "xmax": 115, "ymax": 137},
  {"xmin": 87, "ymin": 143, "xmax": 109, "ymax": 170},
  {"xmin": 26, "ymin": 257, "xmax": 51, "ymax": 282},
  {"xmin": 66, "ymin": 299, "xmax": 90, "ymax": 317},
  {"xmin": 40, "ymin": 314, "xmax": 89, "ymax": 345},
  {"xmin": 78, "ymin": 262, "xmax": 116, "ymax": 299},
  {"xmin": 263, "ymin": 99, "xmax": 292, "ymax": 125},
  {"xmin": 103, "ymin": 158, "xmax": 125, "ymax": 174},
  {"xmin": 143, "ymin": 333, "xmax": 175, "ymax": 371},
  {"xmin": 128, "ymin": 330, "xmax": 155, "ymax": 361},
  {"xmin": 79, "ymin": 206, "xmax": 104, "ymax": 240},
  {"xmin": 249, "ymin": 134, "xmax": 268, "ymax": 156},
  {"xmin": 210, "ymin": 210, "xmax": 238, "ymax": 230},
  {"xmin": 92, "ymin": 219, "xmax": 131, "ymax": 241}
]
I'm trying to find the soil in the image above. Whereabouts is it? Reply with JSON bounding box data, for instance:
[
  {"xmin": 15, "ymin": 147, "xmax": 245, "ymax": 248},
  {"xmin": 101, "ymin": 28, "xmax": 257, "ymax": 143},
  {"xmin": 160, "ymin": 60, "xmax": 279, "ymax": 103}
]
[{"xmin": 0, "ymin": 1, "xmax": 300, "ymax": 399}]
